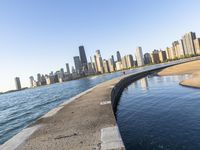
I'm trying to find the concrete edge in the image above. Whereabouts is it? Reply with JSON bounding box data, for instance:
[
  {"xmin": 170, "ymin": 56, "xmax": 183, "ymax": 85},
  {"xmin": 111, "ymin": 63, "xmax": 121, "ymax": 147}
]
[
  {"xmin": 0, "ymin": 125, "xmax": 42, "ymax": 150},
  {"xmin": 101, "ymin": 126, "xmax": 124, "ymax": 150},
  {"xmin": 42, "ymin": 86, "xmax": 96, "ymax": 118}
]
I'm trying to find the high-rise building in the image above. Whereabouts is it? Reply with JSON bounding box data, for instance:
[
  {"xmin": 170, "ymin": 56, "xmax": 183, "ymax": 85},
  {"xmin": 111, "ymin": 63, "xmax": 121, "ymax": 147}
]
[
  {"xmin": 45, "ymin": 75, "xmax": 54, "ymax": 85},
  {"xmin": 144, "ymin": 53, "xmax": 152, "ymax": 64},
  {"xmin": 93, "ymin": 55, "xmax": 98, "ymax": 73},
  {"xmin": 15, "ymin": 77, "xmax": 21, "ymax": 90},
  {"xmin": 194, "ymin": 38, "xmax": 200, "ymax": 55},
  {"xmin": 182, "ymin": 32, "xmax": 196, "ymax": 55},
  {"xmin": 72, "ymin": 66, "xmax": 76, "ymax": 73},
  {"xmin": 166, "ymin": 47, "xmax": 176, "ymax": 60},
  {"xmin": 87, "ymin": 62, "xmax": 95, "ymax": 75},
  {"xmin": 37, "ymin": 73, "xmax": 42, "ymax": 86},
  {"xmin": 58, "ymin": 68, "xmax": 65, "ymax": 83},
  {"xmin": 103, "ymin": 59, "xmax": 110, "ymax": 73},
  {"xmin": 116, "ymin": 51, "xmax": 121, "ymax": 62},
  {"xmin": 108, "ymin": 58, "xmax": 115, "ymax": 72},
  {"xmin": 95, "ymin": 50, "xmax": 104, "ymax": 73},
  {"xmin": 135, "ymin": 47, "xmax": 144, "ymax": 67},
  {"xmin": 158, "ymin": 50, "xmax": 167, "ymax": 62},
  {"xmin": 111, "ymin": 55, "xmax": 116, "ymax": 70},
  {"xmin": 29, "ymin": 76, "xmax": 34, "ymax": 87},
  {"xmin": 121, "ymin": 56, "xmax": 128, "ymax": 69},
  {"xmin": 66, "ymin": 63, "xmax": 70, "ymax": 74},
  {"xmin": 172, "ymin": 41, "xmax": 181, "ymax": 58},
  {"xmin": 116, "ymin": 61, "xmax": 123, "ymax": 71},
  {"xmin": 73, "ymin": 56, "xmax": 82, "ymax": 74},
  {"xmin": 89, "ymin": 56, "xmax": 96, "ymax": 73},
  {"xmin": 40, "ymin": 75, "xmax": 47, "ymax": 85},
  {"xmin": 178, "ymin": 39, "xmax": 185, "ymax": 57},
  {"xmin": 79, "ymin": 46, "xmax": 88, "ymax": 71},
  {"xmin": 126, "ymin": 55, "xmax": 134, "ymax": 68},
  {"xmin": 151, "ymin": 50, "xmax": 160, "ymax": 64}
]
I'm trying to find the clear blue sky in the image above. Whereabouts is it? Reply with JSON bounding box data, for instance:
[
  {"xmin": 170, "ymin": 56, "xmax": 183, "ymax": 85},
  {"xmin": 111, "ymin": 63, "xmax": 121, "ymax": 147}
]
[{"xmin": 0, "ymin": 0, "xmax": 200, "ymax": 91}]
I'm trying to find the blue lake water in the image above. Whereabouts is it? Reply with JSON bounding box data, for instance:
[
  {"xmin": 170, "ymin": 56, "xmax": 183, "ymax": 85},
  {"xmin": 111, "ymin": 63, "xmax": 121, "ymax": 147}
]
[{"xmin": 116, "ymin": 74, "xmax": 200, "ymax": 150}]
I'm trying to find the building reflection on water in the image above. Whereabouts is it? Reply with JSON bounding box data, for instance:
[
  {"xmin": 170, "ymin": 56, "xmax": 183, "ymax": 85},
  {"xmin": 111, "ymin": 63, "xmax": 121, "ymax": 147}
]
[{"xmin": 140, "ymin": 77, "xmax": 149, "ymax": 91}]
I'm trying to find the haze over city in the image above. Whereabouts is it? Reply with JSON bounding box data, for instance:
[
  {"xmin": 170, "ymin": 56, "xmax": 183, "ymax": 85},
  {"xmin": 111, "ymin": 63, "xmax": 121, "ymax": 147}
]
[{"xmin": 1, "ymin": 0, "xmax": 200, "ymax": 92}]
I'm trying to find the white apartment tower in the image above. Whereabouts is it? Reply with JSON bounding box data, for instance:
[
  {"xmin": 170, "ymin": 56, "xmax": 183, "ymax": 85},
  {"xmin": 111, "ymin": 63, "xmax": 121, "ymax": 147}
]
[{"xmin": 135, "ymin": 47, "xmax": 144, "ymax": 67}]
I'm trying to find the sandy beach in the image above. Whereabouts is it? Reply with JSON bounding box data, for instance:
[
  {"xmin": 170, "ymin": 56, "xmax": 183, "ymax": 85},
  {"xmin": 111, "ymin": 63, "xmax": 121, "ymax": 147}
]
[{"xmin": 158, "ymin": 60, "xmax": 200, "ymax": 88}]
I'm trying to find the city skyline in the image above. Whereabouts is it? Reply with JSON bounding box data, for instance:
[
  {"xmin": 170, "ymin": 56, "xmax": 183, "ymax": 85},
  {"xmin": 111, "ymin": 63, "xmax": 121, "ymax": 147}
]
[
  {"xmin": 1, "ymin": 0, "xmax": 200, "ymax": 91},
  {"xmin": 4, "ymin": 31, "xmax": 200, "ymax": 92},
  {"xmin": 12, "ymin": 30, "xmax": 200, "ymax": 92}
]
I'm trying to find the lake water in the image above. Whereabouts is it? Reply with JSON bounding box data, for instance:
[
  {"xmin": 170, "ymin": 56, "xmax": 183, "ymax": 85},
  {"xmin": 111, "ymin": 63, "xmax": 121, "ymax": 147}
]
[{"xmin": 116, "ymin": 74, "xmax": 200, "ymax": 150}]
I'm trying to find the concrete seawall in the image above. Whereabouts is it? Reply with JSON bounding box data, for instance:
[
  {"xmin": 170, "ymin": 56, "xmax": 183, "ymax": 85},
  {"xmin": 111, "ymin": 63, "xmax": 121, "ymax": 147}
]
[{"xmin": 1, "ymin": 57, "xmax": 199, "ymax": 150}]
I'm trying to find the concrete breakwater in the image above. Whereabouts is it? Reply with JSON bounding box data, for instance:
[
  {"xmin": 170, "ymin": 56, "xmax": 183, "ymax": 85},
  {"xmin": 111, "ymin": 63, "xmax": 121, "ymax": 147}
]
[{"xmin": 0, "ymin": 57, "xmax": 199, "ymax": 150}]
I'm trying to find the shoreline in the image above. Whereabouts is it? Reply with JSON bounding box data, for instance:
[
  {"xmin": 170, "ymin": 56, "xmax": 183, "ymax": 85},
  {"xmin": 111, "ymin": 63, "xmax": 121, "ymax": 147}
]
[{"xmin": 158, "ymin": 60, "xmax": 200, "ymax": 88}]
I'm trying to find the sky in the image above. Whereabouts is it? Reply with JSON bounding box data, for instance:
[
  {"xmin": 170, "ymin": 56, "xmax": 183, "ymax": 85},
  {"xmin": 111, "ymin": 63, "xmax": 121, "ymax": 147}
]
[{"xmin": 0, "ymin": 0, "xmax": 200, "ymax": 92}]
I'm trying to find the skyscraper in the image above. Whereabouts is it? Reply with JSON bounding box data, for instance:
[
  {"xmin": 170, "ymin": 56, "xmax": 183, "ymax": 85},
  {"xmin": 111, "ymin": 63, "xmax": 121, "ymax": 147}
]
[
  {"xmin": 116, "ymin": 51, "xmax": 122, "ymax": 62},
  {"xmin": 66, "ymin": 63, "xmax": 70, "ymax": 74},
  {"xmin": 15, "ymin": 77, "xmax": 21, "ymax": 90},
  {"xmin": 73, "ymin": 56, "xmax": 82, "ymax": 74},
  {"xmin": 37, "ymin": 73, "xmax": 42, "ymax": 86},
  {"xmin": 178, "ymin": 39, "xmax": 185, "ymax": 57},
  {"xmin": 126, "ymin": 55, "xmax": 134, "ymax": 68},
  {"xmin": 90, "ymin": 56, "xmax": 97, "ymax": 73},
  {"xmin": 135, "ymin": 47, "xmax": 144, "ymax": 67},
  {"xmin": 116, "ymin": 61, "xmax": 123, "ymax": 71},
  {"xmin": 103, "ymin": 59, "xmax": 110, "ymax": 73},
  {"xmin": 151, "ymin": 50, "xmax": 160, "ymax": 64},
  {"xmin": 111, "ymin": 55, "xmax": 116, "ymax": 70},
  {"xmin": 194, "ymin": 38, "xmax": 200, "ymax": 55},
  {"xmin": 121, "ymin": 56, "xmax": 128, "ymax": 69},
  {"xmin": 29, "ymin": 76, "xmax": 34, "ymax": 87},
  {"xmin": 166, "ymin": 47, "xmax": 175, "ymax": 60},
  {"xmin": 95, "ymin": 50, "xmax": 104, "ymax": 73},
  {"xmin": 144, "ymin": 53, "xmax": 152, "ymax": 64},
  {"xmin": 158, "ymin": 50, "xmax": 167, "ymax": 62},
  {"xmin": 108, "ymin": 58, "xmax": 115, "ymax": 72},
  {"xmin": 79, "ymin": 46, "xmax": 88, "ymax": 71},
  {"xmin": 93, "ymin": 55, "xmax": 98, "ymax": 73},
  {"xmin": 58, "ymin": 68, "xmax": 65, "ymax": 83},
  {"xmin": 182, "ymin": 32, "xmax": 196, "ymax": 55}
]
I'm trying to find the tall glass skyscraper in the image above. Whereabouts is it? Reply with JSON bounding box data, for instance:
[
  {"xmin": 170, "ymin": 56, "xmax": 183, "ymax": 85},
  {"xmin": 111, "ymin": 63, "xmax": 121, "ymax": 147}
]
[
  {"xmin": 73, "ymin": 56, "xmax": 82, "ymax": 74},
  {"xmin": 116, "ymin": 51, "xmax": 121, "ymax": 62},
  {"xmin": 14, "ymin": 77, "xmax": 21, "ymax": 90},
  {"xmin": 79, "ymin": 46, "xmax": 88, "ymax": 71},
  {"xmin": 135, "ymin": 47, "xmax": 144, "ymax": 67}
]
